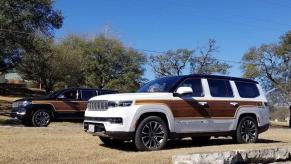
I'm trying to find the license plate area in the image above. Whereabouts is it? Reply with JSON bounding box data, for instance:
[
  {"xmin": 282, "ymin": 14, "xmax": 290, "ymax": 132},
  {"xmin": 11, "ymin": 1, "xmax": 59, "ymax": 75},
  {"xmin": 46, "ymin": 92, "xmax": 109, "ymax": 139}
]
[
  {"xmin": 88, "ymin": 124, "xmax": 95, "ymax": 132},
  {"xmin": 86, "ymin": 123, "xmax": 105, "ymax": 133}
]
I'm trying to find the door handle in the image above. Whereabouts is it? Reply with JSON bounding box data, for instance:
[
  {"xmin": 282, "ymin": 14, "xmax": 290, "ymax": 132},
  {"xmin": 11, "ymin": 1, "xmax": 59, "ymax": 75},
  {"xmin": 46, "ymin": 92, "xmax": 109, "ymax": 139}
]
[
  {"xmin": 198, "ymin": 102, "xmax": 208, "ymax": 107},
  {"xmin": 230, "ymin": 102, "xmax": 239, "ymax": 107}
]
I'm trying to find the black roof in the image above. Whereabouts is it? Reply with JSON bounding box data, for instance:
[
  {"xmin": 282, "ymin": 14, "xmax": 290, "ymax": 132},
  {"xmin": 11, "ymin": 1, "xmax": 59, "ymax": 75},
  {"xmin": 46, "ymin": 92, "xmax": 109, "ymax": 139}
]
[
  {"xmin": 60, "ymin": 87, "xmax": 118, "ymax": 92},
  {"xmin": 186, "ymin": 74, "xmax": 258, "ymax": 84}
]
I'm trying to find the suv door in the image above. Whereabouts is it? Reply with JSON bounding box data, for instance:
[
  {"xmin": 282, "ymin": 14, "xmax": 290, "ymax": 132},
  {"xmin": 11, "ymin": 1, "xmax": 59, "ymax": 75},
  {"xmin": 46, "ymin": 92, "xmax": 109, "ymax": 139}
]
[
  {"xmin": 173, "ymin": 77, "xmax": 212, "ymax": 133},
  {"xmin": 53, "ymin": 89, "xmax": 85, "ymax": 118},
  {"xmin": 206, "ymin": 78, "xmax": 237, "ymax": 131}
]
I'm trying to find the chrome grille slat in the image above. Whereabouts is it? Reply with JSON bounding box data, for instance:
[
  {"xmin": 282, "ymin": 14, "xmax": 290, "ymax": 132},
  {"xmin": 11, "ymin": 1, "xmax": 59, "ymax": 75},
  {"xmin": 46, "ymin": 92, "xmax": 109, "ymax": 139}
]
[{"xmin": 87, "ymin": 100, "xmax": 108, "ymax": 111}]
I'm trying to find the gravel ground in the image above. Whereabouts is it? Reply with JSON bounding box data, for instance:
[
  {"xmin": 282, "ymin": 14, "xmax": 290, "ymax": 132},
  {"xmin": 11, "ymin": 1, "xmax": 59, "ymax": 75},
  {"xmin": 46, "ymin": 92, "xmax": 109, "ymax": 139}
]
[{"xmin": 1, "ymin": 115, "xmax": 291, "ymax": 164}]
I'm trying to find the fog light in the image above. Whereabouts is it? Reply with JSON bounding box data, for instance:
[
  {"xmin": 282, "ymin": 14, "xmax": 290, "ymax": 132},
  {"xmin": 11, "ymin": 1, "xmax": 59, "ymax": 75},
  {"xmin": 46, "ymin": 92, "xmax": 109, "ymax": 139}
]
[{"xmin": 108, "ymin": 118, "xmax": 123, "ymax": 124}]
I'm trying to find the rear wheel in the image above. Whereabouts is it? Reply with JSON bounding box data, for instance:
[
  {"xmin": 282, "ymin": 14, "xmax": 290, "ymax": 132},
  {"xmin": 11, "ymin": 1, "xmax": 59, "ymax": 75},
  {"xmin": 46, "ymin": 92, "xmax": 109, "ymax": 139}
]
[
  {"xmin": 32, "ymin": 110, "xmax": 51, "ymax": 127},
  {"xmin": 234, "ymin": 116, "xmax": 258, "ymax": 143},
  {"xmin": 134, "ymin": 116, "xmax": 168, "ymax": 151}
]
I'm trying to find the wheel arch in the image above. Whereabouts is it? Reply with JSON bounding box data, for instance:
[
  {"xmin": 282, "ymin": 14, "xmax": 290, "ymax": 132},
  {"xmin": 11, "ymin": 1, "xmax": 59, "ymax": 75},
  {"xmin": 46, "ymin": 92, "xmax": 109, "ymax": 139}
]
[
  {"xmin": 132, "ymin": 105, "xmax": 175, "ymax": 132},
  {"xmin": 29, "ymin": 104, "xmax": 56, "ymax": 118},
  {"xmin": 238, "ymin": 113, "xmax": 257, "ymax": 122},
  {"xmin": 234, "ymin": 111, "xmax": 259, "ymax": 130}
]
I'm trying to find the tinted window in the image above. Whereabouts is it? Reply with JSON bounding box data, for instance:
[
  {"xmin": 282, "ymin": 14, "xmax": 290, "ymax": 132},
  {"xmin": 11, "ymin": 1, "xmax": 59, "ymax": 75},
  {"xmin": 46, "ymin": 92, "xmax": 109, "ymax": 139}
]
[
  {"xmin": 47, "ymin": 90, "xmax": 62, "ymax": 98},
  {"xmin": 178, "ymin": 78, "xmax": 204, "ymax": 97},
  {"xmin": 137, "ymin": 76, "xmax": 183, "ymax": 93},
  {"xmin": 235, "ymin": 81, "xmax": 259, "ymax": 98},
  {"xmin": 82, "ymin": 90, "xmax": 97, "ymax": 100},
  {"xmin": 208, "ymin": 79, "xmax": 233, "ymax": 97},
  {"xmin": 98, "ymin": 90, "xmax": 118, "ymax": 95},
  {"xmin": 58, "ymin": 90, "xmax": 78, "ymax": 100}
]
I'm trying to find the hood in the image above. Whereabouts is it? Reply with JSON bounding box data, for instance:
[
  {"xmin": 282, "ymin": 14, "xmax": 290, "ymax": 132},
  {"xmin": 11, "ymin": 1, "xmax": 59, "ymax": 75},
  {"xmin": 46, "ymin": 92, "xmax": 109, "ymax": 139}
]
[
  {"xmin": 89, "ymin": 92, "xmax": 174, "ymax": 101},
  {"xmin": 14, "ymin": 96, "xmax": 54, "ymax": 102}
]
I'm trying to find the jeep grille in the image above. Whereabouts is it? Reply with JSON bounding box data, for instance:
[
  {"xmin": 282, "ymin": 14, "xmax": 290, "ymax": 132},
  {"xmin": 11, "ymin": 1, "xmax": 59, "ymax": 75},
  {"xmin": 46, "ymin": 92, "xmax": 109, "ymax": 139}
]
[{"xmin": 87, "ymin": 100, "xmax": 108, "ymax": 111}]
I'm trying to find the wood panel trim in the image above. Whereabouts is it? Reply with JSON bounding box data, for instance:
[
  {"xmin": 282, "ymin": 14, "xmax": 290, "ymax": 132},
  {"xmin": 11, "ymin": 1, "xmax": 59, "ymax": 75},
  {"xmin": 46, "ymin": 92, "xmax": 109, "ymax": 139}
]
[{"xmin": 135, "ymin": 99, "xmax": 263, "ymax": 118}]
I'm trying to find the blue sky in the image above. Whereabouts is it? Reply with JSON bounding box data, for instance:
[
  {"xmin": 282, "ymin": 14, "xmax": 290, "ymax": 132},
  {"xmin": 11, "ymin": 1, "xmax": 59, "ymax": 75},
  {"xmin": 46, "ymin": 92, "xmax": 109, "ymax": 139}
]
[{"xmin": 54, "ymin": 0, "xmax": 291, "ymax": 80}]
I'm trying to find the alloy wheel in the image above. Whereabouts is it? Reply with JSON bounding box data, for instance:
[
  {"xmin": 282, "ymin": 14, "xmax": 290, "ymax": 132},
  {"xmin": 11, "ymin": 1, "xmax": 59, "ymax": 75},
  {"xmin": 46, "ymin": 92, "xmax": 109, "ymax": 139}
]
[
  {"xmin": 141, "ymin": 121, "xmax": 165, "ymax": 149},
  {"xmin": 34, "ymin": 111, "xmax": 50, "ymax": 127},
  {"xmin": 240, "ymin": 119, "xmax": 257, "ymax": 143}
]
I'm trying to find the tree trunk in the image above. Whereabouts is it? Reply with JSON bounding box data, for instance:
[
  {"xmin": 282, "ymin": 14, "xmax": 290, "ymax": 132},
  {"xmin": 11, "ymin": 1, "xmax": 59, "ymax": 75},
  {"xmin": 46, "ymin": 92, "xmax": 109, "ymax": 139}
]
[{"xmin": 289, "ymin": 105, "xmax": 291, "ymax": 128}]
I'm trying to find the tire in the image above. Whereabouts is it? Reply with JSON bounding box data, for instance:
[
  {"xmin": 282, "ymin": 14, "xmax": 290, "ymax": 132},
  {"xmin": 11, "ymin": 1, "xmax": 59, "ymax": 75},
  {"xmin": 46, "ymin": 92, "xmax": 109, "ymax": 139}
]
[
  {"xmin": 99, "ymin": 137, "xmax": 124, "ymax": 146},
  {"xmin": 134, "ymin": 116, "xmax": 168, "ymax": 151},
  {"xmin": 191, "ymin": 136, "xmax": 211, "ymax": 143},
  {"xmin": 234, "ymin": 116, "xmax": 258, "ymax": 144},
  {"xmin": 32, "ymin": 110, "xmax": 51, "ymax": 127}
]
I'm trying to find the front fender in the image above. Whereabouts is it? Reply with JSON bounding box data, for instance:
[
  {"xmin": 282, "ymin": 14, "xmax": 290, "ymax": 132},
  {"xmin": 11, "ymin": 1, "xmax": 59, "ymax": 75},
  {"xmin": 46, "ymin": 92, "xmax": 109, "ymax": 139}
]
[{"xmin": 129, "ymin": 104, "xmax": 175, "ymax": 132}]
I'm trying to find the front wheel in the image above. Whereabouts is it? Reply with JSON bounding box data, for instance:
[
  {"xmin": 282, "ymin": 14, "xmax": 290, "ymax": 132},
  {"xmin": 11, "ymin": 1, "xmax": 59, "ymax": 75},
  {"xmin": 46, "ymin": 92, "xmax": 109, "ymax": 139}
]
[
  {"xmin": 234, "ymin": 116, "xmax": 258, "ymax": 144},
  {"xmin": 134, "ymin": 116, "xmax": 168, "ymax": 151},
  {"xmin": 32, "ymin": 110, "xmax": 51, "ymax": 127}
]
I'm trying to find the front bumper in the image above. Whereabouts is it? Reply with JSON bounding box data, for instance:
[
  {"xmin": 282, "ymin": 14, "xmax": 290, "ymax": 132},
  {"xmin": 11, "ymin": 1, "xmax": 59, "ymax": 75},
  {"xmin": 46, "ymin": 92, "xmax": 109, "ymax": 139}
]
[
  {"xmin": 10, "ymin": 107, "xmax": 28, "ymax": 120},
  {"xmin": 83, "ymin": 121, "xmax": 134, "ymax": 140},
  {"xmin": 258, "ymin": 123, "xmax": 269, "ymax": 134}
]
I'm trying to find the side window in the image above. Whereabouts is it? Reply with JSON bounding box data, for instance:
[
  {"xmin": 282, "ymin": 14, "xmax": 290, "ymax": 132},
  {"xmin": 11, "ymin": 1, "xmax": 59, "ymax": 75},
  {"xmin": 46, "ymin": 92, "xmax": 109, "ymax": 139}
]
[
  {"xmin": 178, "ymin": 78, "xmax": 204, "ymax": 97},
  {"xmin": 58, "ymin": 90, "xmax": 78, "ymax": 100},
  {"xmin": 208, "ymin": 79, "xmax": 233, "ymax": 97},
  {"xmin": 98, "ymin": 90, "xmax": 117, "ymax": 95},
  {"xmin": 81, "ymin": 90, "xmax": 97, "ymax": 100},
  {"xmin": 235, "ymin": 81, "xmax": 260, "ymax": 98}
]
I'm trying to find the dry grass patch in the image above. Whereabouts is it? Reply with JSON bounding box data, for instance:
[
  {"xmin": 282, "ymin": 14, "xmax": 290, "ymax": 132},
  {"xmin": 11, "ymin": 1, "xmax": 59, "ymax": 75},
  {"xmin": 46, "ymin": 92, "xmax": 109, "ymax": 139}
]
[
  {"xmin": 270, "ymin": 120, "xmax": 289, "ymax": 127},
  {"xmin": 1, "ymin": 115, "xmax": 291, "ymax": 164},
  {"xmin": 0, "ymin": 96, "xmax": 21, "ymax": 116},
  {"xmin": 0, "ymin": 96, "xmax": 22, "ymax": 102}
]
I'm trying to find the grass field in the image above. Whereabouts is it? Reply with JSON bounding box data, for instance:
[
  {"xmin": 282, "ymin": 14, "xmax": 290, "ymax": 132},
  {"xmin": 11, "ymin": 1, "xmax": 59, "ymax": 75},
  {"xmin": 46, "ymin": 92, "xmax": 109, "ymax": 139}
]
[
  {"xmin": 0, "ymin": 96, "xmax": 22, "ymax": 116},
  {"xmin": 1, "ymin": 115, "xmax": 291, "ymax": 164},
  {"xmin": 1, "ymin": 96, "xmax": 291, "ymax": 163}
]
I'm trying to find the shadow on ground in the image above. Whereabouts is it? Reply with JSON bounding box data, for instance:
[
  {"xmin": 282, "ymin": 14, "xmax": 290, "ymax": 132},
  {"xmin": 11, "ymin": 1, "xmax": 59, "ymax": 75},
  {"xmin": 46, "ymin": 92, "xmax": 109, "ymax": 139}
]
[
  {"xmin": 0, "ymin": 116, "xmax": 85, "ymax": 127},
  {"xmin": 0, "ymin": 116, "xmax": 23, "ymax": 126},
  {"xmin": 99, "ymin": 137, "xmax": 282, "ymax": 152}
]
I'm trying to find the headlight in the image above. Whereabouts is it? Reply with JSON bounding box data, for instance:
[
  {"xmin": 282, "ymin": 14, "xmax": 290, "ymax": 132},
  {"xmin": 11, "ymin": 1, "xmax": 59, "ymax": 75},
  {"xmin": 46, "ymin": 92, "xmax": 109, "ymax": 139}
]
[
  {"xmin": 12, "ymin": 101, "xmax": 32, "ymax": 108},
  {"xmin": 108, "ymin": 100, "xmax": 133, "ymax": 108}
]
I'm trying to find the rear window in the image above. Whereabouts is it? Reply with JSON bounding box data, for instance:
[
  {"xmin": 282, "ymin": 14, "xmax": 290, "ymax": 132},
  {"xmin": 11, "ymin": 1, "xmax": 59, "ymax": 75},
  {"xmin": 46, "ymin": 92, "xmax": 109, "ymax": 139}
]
[
  {"xmin": 81, "ymin": 90, "xmax": 97, "ymax": 100},
  {"xmin": 208, "ymin": 79, "xmax": 233, "ymax": 97},
  {"xmin": 235, "ymin": 81, "xmax": 260, "ymax": 98},
  {"xmin": 98, "ymin": 90, "xmax": 117, "ymax": 95}
]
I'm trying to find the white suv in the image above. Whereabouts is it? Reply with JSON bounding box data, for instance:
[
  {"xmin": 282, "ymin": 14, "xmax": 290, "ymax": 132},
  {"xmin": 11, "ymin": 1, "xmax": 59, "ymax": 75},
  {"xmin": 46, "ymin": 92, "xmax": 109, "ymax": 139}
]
[{"xmin": 84, "ymin": 75, "xmax": 269, "ymax": 151}]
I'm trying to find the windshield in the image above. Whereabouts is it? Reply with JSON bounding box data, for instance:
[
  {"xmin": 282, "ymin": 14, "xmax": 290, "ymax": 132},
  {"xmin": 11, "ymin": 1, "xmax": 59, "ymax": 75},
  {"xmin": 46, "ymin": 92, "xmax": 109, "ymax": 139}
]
[
  {"xmin": 46, "ymin": 90, "xmax": 63, "ymax": 98},
  {"xmin": 137, "ymin": 76, "xmax": 183, "ymax": 93}
]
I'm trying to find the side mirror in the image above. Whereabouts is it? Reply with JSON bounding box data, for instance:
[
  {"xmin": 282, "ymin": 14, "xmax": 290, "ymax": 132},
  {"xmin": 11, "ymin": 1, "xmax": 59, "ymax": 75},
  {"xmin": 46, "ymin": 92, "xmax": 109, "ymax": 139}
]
[
  {"xmin": 57, "ymin": 95, "xmax": 65, "ymax": 99},
  {"xmin": 174, "ymin": 87, "xmax": 193, "ymax": 97}
]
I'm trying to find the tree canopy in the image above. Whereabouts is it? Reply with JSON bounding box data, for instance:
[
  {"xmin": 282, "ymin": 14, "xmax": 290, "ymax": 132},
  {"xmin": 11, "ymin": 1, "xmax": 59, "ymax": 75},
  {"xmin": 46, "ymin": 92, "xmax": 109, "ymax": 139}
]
[
  {"xmin": 242, "ymin": 31, "xmax": 291, "ymax": 105},
  {"xmin": 0, "ymin": 0, "xmax": 63, "ymax": 72},
  {"xmin": 83, "ymin": 35, "xmax": 146, "ymax": 92},
  {"xmin": 17, "ymin": 37, "xmax": 63, "ymax": 93},
  {"xmin": 17, "ymin": 34, "xmax": 146, "ymax": 93},
  {"xmin": 190, "ymin": 39, "xmax": 230, "ymax": 75},
  {"xmin": 149, "ymin": 49, "xmax": 193, "ymax": 77},
  {"xmin": 149, "ymin": 39, "xmax": 231, "ymax": 77}
]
